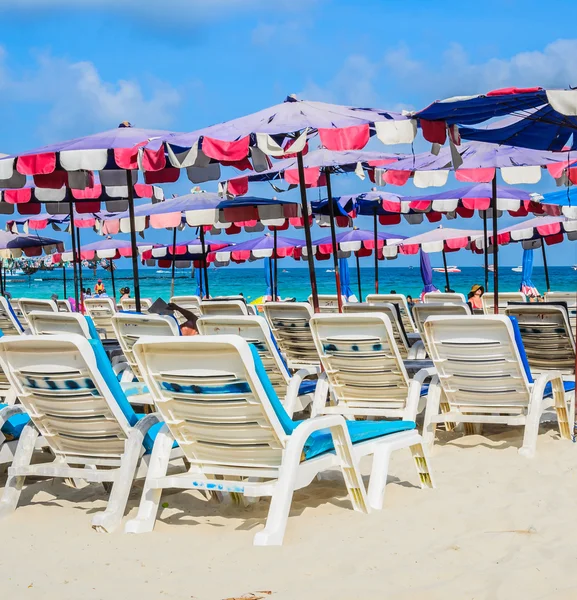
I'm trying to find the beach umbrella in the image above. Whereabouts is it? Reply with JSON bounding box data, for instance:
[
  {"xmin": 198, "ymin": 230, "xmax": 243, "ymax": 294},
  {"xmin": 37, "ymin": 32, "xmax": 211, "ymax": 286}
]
[
  {"xmin": 194, "ymin": 265, "xmax": 205, "ymax": 298},
  {"xmin": 520, "ymin": 249, "xmax": 539, "ymax": 298},
  {"xmin": 141, "ymin": 96, "xmax": 416, "ymax": 311},
  {"xmin": 339, "ymin": 257, "xmax": 356, "ymax": 301},
  {"xmin": 141, "ymin": 238, "xmax": 230, "ymax": 299},
  {"xmin": 537, "ymin": 187, "xmax": 577, "ymax": 219},
  {"xmin": 420, "ymin": 251, "xmax": 438, "ymax": 298},
  {"xmin": 0, "ymin": 123, "xmax": 181, "ymax": 311}
]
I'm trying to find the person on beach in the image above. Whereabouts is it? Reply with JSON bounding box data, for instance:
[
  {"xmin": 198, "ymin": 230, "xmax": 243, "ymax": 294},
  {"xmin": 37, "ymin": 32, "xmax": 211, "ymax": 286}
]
[
  {"xmin": 84, "ymin": 288, "xmax": 92, "ymax": 297},
  {"xmin": 468, "ymin": 284, "xmax": 484, "ymax": 310},
  {"xmin": 94, "ymin": 279, "xmax": 105, "ymax": 295},
  {"xmin": 166, "ymin": 303, "xmax": 199, "ymax": 336},
  {"xmin": 120, "ymin": 287, "xmax": 130, "ymax": 301}
]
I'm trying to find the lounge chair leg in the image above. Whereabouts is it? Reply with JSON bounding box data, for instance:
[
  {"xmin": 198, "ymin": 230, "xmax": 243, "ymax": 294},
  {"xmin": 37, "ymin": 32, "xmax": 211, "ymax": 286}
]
[
  {"xmin": 422, "ymin": 377, "xmax": 442, "ymax": 450},
  {"xmin": 410, "ymin": 442, "xmax": 434, "ymax": 490},
  {"xmin": 519, "ymin": 395, "xmax": 543, "ymax": 458},
  {"xmin": 0, "ymin": 423, "xmax": 38, "ymax": 519},
  {"xmin": 367, "ymin": 446, "xmax": 392, "ymax": 510},
  {"xmin": 555, "ymin": 388, "xmax": 573, "ymax": 441},
  {"xmin": 124, "ymin": 426, "xmax": 174, "ymax": 535},
  {"xmin": 92, "ymin": 428, "xmax": 147, "ymax": 533}
]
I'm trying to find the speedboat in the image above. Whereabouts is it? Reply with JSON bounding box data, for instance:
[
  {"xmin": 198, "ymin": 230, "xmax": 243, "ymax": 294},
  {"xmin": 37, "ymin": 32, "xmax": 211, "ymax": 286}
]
[
  {"xmin": 512, "ymin": 266, "xmax": 523, "ymax": 273},
  {"xmin": 433, "ymin": 266, "xmax": 461, "ymax": 273}
]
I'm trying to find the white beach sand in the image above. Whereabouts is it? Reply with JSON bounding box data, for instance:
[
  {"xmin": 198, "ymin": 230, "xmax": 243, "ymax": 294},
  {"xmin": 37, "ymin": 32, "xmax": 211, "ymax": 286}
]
[{"xmin": 2, "ymin": 424, "xmax": 577, "ymax": 600}]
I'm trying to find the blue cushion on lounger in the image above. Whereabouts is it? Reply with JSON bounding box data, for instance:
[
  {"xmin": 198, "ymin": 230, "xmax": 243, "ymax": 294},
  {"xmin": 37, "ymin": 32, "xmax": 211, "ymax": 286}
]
[
  {"xmin": 298, "ymin": 379, "xmax": 317, "ymax": 396},
  {"xmin": 509, "ymin": 316, "xmax": 575, "ymax": 398},
  {"xmin": 248, "ymin": 344, "xmax": 415, "ymax": 460},
  {"xmin": 0, "ymin": 404, "xmax": 29, "ymax": 439}
]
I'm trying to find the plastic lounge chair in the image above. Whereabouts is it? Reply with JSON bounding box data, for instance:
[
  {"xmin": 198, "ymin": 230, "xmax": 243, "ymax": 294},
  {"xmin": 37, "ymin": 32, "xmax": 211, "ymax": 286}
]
[
  {"xmin": 57, "ymin": 300, "xmax": 72, "ymax": 312},
  {"xmin": 0, "ymin": 297, "xmax": 25, "ymax": 336},
  {"xmin": 412, "ymin": 303, "xmax": 471, "ymax": 338},
  {"xmin": 309, "ymin": 294, "xmax": 341, "ymax": 313},
  {"xmin": 197, "ymin": 315, "xmax": 317, "ymax": 416},
  {"xmin": 310, "ymin": 313, "xmax": 435, "ymax": 421},
  {"xmin": 0, "ymin": 333, "xmax": 182, "ymax": 532},
  {"xmin": 169, "ymin": 295, "xmax": 202, "ymax": 321},
  {"xmin": 262, "ymin": 302, "xmax": 320, "ymax": 370},
  {"xmin": 18, "ymin": 298, "xmax": 58, "ymax": 328},
  {"xmin": 365, "ymin": 293, "xmax": 417, "ymax": 333},
  {"xmin": 422, "ymin": 315, "xmax": 575, "ymax": 457},
  {"xmin": 124, "ymin": 335, "xmax": 433, "ymax": 544},
  {"xmin": 423, "ymin": 292, "xmax": 466, "ymax": 305},
  {"xmin": 199, "ymin": 300, "xmax": 248, "ymax": 316},
  {"xmin": 84, "ymin": 297, "xmax": 117, "ymax": 340},
  {"xmin": 120, "ymin": 298, "xmax": 153, "ymax": 313},
  {"xmin": 505, "ymin": 304, "xmax": 575, "ymax": 377},
  {"xmin": 545, "ymin": 292, "xmax": 577, "ymax": 333},
  {"xmin": 482, "ymin": 291, "xmax": 526, "ymax": 314},
  {"xmin": 342, "ymin": 303, "xmax": 424, "ymax": 359}
]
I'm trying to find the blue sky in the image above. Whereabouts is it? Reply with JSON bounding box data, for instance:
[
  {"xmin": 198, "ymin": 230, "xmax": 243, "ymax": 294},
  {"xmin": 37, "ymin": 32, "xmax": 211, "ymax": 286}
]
[{"xmin": 2, "ymin": 0, "xmax": 577, "ymax": 269}]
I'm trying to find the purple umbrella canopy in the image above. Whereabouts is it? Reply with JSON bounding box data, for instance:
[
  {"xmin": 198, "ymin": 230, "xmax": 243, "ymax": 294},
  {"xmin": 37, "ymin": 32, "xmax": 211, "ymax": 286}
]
[
  {"xmin": 311, "ymin": 228, "xmax": 406, "ymax": 258},
  {"xmin": 99, "ymin": 192, "xmax": 301, "ymax": 234},
  {"xmin": 0, "ymin": 230, "xmax": 64, "ymax": 257},
  {"xmin": 209, "ymin": 233, "xmax": 305, "ymax": 264},
  {"xmin": 54, "ymin": 238, "xmax": 156, "ymax": 262},
  {"xmin": 392, "ymin": 226, "xmax": 485, "ymax": 256},
  {"xmin": 7, "ymin": 209, "xmax": 122, "ymax": 233},
  {"xmin": 420, "ymin": 251, "xmax": 438, "ymax": 295}
]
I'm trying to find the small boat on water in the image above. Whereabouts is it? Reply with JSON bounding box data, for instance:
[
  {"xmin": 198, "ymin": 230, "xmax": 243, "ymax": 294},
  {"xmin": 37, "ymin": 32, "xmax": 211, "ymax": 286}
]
[
  {"xmin": 326, "ymin": 269, "xmax": 335, "ymax": 273},
  {"xmin": 573, "ymin": 265, "xmax": 577, "ymax": 271},
  {"xmin": 512, "ymin": 266, "xmax": 523, "ymax": 273},
  {"xmin": 433, "ymin": 266, "xmax": 461, "ymax": 273}
]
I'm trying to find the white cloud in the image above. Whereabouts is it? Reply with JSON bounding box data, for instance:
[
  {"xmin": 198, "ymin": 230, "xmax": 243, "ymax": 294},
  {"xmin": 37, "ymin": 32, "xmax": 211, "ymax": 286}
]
[{"xmin": 0, "ymin": 48, "xmax": 181, "ymax": 141}]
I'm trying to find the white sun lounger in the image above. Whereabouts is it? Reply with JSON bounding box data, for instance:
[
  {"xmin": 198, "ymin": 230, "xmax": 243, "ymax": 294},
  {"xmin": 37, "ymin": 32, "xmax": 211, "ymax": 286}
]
[
  {"xmin": 84, "ymin": 297, "xmax": 117, "ymax": 340},
  {"xmin": 422, "ymin": 315, "xmax": 574, "ymax": 457},
  {"xmin": 411, "ymin": 302, "xmax": 471, "ymax": 337},
  {"xmin": 423, "ymin": 292, "xmax": 467, "ymax": 305},
  {"xmin": 365, "ymin": 293, "xmax": 417, "ymax": 333},
  {"xmin": 0, "ymin": 333, "xmax": 182, "ymax": 532},
  {"xmin": 262, "ymin": 302, "xmax": 320, "ymax": 370},
  {"xmin": 544, "ymin": 292, "xmax": 577, "ymax": 333},
  {"xmin": 169, "ymin": 295, "xmax": 202, "ymax": 321},
  {"xmin": 120, "ymin": 298, "xmax": 153, "ymax": 313},
  {"xmin": 197, "ymin": 315, "xmax": 317, "ymax": 416},
  {"xmin": 0, "ymin": 297, "xmax": 24, "ymax": 405},
  {"xmin": 200, "ymin": 300, "xmax": 249, "ymax": 316},
  {"xmin": 482, "ymin": 291, "xmax": 526, "ymax": 314},
  {"xmin": 505, "ymin": 304, "xmax": 575, "ymax": 377},
  {"xmin": 308, "ymin": 294, "xmax": 342, "ymax": 313},
  {"xmin": 310, "ymin": 313, "xmax": 435, "ymax": 421},
  {"xmin": 124, "ymin": 335, "xmax": 433, "ymax": 544},
  {"xmin": 18, "ymin": 298, "xmax": 58, "ymax": 328},
  {"xmin": 57, "ymin": 299, "xmax": 72, "ymax": 312}
]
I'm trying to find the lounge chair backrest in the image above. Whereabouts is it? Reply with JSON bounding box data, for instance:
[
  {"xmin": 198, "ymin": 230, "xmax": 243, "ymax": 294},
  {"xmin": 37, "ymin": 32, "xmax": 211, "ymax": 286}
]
[
  {"xmin": 197, "ymin": 315, "xmax": 291, "ymax": 398},
  {"xmin": 27, "ymin": 311, "xmax": 94, "ymax": 339},
  {"xmin": 342, "ymin": 303, "xmax": 410, "ymax": 357},
  {"xmin": 200, "ymin": 300, "xmax": 248, "ymax": 316},
  {"xmin": 423, "ymin": 292, "xmax": 466, "ymax": 305},
  {"xmin": 169, "ymin": 295, "xmax": 202, "ymax": 322},
  {"xmin": 0, "ymin": 297, "xmax": 24, "ymax": 335},
  {"xmin": 412, "ymin": 302, "xmax": 471, "ymax": 336},
  {"xmin": 111, "ymin": 313, "xmax": 180, "ymax": 380},
  {"xmin": 120, "ymin": 298, "xmax": 153, "ymax": 313},
  {"xmin": 482, "ymin": 292, "xmax": 526, "ymax": 314},
  {"xmin": 18, "ymin": 298, "xmax": 58, "ymax": 326},
  {"xmin": 57, "ymin": 300, "xmax": 72, "ymax": 312},
  {"xmin": 365, "ymin": 293, "xmax": 417, "ymax": 332},
  {"xmin": 309, "ymin": 294, "xmax": 340, "ymax": 313},
  {"xmin": 310, "ymin": 313, "xmax": 411, "ymax": 415},
  {"xmin": 84, "ymin": 297, "xmax": 117, "ymax": 339},
  {"xmin": 504, "ymin": 304, "xmax": 575, "ymax": 375},
  {"xmin": 0, "ymin": 334, "xmax": 136, "ymax": 461},
  {"xmin": 423, "ymin": 315, "xmax": 531, "ymax": 415},
  {"xmin": 133, "ymin": 335, "xmax": 289, "ymax": 470},
  {"xmin": 544, "ymin": 292, "xmax": 577, "ymax": 332},
  {"xmin": 261, "ymin": 302, "xmax": 318, "ymax": 369}
]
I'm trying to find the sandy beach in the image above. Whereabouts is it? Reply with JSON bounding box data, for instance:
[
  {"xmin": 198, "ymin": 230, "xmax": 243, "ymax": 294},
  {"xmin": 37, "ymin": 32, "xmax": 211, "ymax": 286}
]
[{"xmin": 0, "ymin": 423, "xmax": 575, "ymax": 600}]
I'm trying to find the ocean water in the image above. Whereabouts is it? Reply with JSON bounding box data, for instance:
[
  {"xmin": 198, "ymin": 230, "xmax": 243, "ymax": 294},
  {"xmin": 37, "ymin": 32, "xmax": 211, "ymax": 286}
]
[{"xmin": 5, "ymin": 264, "xmax": 576, "ymax": 303}]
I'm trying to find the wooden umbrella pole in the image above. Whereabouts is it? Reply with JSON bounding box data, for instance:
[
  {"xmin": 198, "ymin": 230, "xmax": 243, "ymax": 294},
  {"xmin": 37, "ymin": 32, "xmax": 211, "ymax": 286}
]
[
  {"xmin": 296, "ymin": 150, "xmax": 319, "ymax": 312},
  {"xmin": 68, "ymin": 201, "xmax": 80, "ymax": 312},
  {"xmin": 273, "ymin": 228, "xmax": 278, "ymax": 301},
  {"xmin": 0, "ymin": 260, "xmax": 4, "ymax": 296},
  {"xmin": 76, "ymin": 225, "xmax": 84, "ymax": 314},
  {"xmin": 355, "ymin": 253, "xmax": 362, "ymax": 300},
  {"xmin": 491, "ymin": 174, "xmax": 499, "ymax": 314},
  {"xmin": 199, "ymin": 227, "xmax": 210, "ymax": 299},
  {"xmin": 541, "ymin": 242, "xmax": 551, "ymax": 293},
  {"xmin": 373, "ymin": 208, "xmax": 379, "ymax": 294},
  {"xmin": 170, "ymin": 226, "xmax": 177, "ymax": 299},
  {"xmin": 125, "ymin": 169, "xmax": 141, "ymax": 312},
  {"xmin": 482, "ymin": 210, "xmax": 489, "ymax": 292},
  {"xmin": 325, "ymin": 170, "xmax": 343, "ymax": 312},
  {"xmin": 62, "ymin": 263, "xmax": 67, "ymax": 298},
  {"xmin": 442, "ymin": 249, "xmax": 451, "ymax": 290},
  {"xmin": 109, "ymin": 259, "xmax": 116, "ymax": 300}
]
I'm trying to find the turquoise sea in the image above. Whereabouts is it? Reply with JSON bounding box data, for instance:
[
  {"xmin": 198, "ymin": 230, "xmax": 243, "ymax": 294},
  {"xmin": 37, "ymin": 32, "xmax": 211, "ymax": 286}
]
[{"xmin": 5, "ymin": 265, "xmax": 576, "ymax": 303}]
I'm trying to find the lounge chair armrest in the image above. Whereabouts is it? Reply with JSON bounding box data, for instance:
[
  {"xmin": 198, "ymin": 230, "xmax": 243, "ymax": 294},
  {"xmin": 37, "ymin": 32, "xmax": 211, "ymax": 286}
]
[
  {"xmin": 407, "ymin": 341, "xmax": 426, "ymax": 360},
  {"xmin": 311, "ymin": 372, "xmax": 330, "ymax": 417},
  {"xmin": 412, "ymin": 367, "xmax": 437, "ymax": 385},
  {"xmin": 132, "ymin": 412, "xmax": 162, "ymax": 434},
  {"xmin": 285, "ymin": 368, "xmax": 318, "ymax": 418},
  {"xmin": 0, "ymin": 404, "xmax": 25, "ymax": 422},
  {"xmin": 287, "ymin": 360, "xmax": 320, "ymax": 374}
]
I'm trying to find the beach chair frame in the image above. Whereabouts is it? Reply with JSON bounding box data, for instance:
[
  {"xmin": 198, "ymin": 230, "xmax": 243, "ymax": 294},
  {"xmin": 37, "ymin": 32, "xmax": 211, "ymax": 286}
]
[{"xmin": 365, "ymin": 293, "xmax": 418, "ymax": 333}]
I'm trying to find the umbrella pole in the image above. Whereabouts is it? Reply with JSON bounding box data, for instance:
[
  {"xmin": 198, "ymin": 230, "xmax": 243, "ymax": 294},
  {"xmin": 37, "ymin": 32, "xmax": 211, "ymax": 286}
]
[
  {"xmin": 170, "ymin": 226, "xmax": 177, "ymax": 299},
  {"xmin": 268, "ymin": 255, "xmax": 274, "ymax": 300},
  {"xmin": 491, "ymin": 174, "xmax": 499, "ymax": 314},
  {"xmin": 109, "ymin": 259, "xmax": 116, "ymax": 300},
  {"xmin": 325, "ymin": 170, "xmax": 343, "ymax": 312},
  {"xmin": 0, "ymin": 260, "xmax": 4, "ymax": 296},
  {"xmin": 76, "ymin": 225, "xmax": 84, "ymax": 314},
  {"xmin": 355, "ymin": 253, "xmax": 362, "ymax": 300},
  {"xmin": 296, "ymin": 151, "xmax": 319, "ymax": 312},
  {"xmin": 373, "ymin": 208, "xmax": 379, "ymax": 294},
  {"xmin": 442, "ymin": 249, "xmax": 451, "ymax": 290},
  {"xmin": 199, "ymin": 227, "xmax": 210, "ymax": 299},
  {"xmin": 541, "ymin": 242, "xmax": 551, "ymax": 293},
  {"xmin": 125, "ymin": 169, "xmax": 141, "ymax": 312},
  {"xmin": 273, "ymin": 229, "xmax": 278, "ymax": 301},
  {"xmin": 482, "ymin": 209, "xmax": 489, "ymax": 292},
  {"xmin": 68, "ymin": 201, "xmax": 80, "ymax": 312},
  {"xmin": 62, "ymin": 263, "xmax": 67, "ymax": 298}
]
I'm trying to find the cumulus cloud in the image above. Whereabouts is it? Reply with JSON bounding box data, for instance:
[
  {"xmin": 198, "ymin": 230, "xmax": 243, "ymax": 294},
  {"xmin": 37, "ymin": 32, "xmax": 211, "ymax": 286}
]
[{"xmin": 0, "ymin": 48, "xmax": 181, "ymax": 141}]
